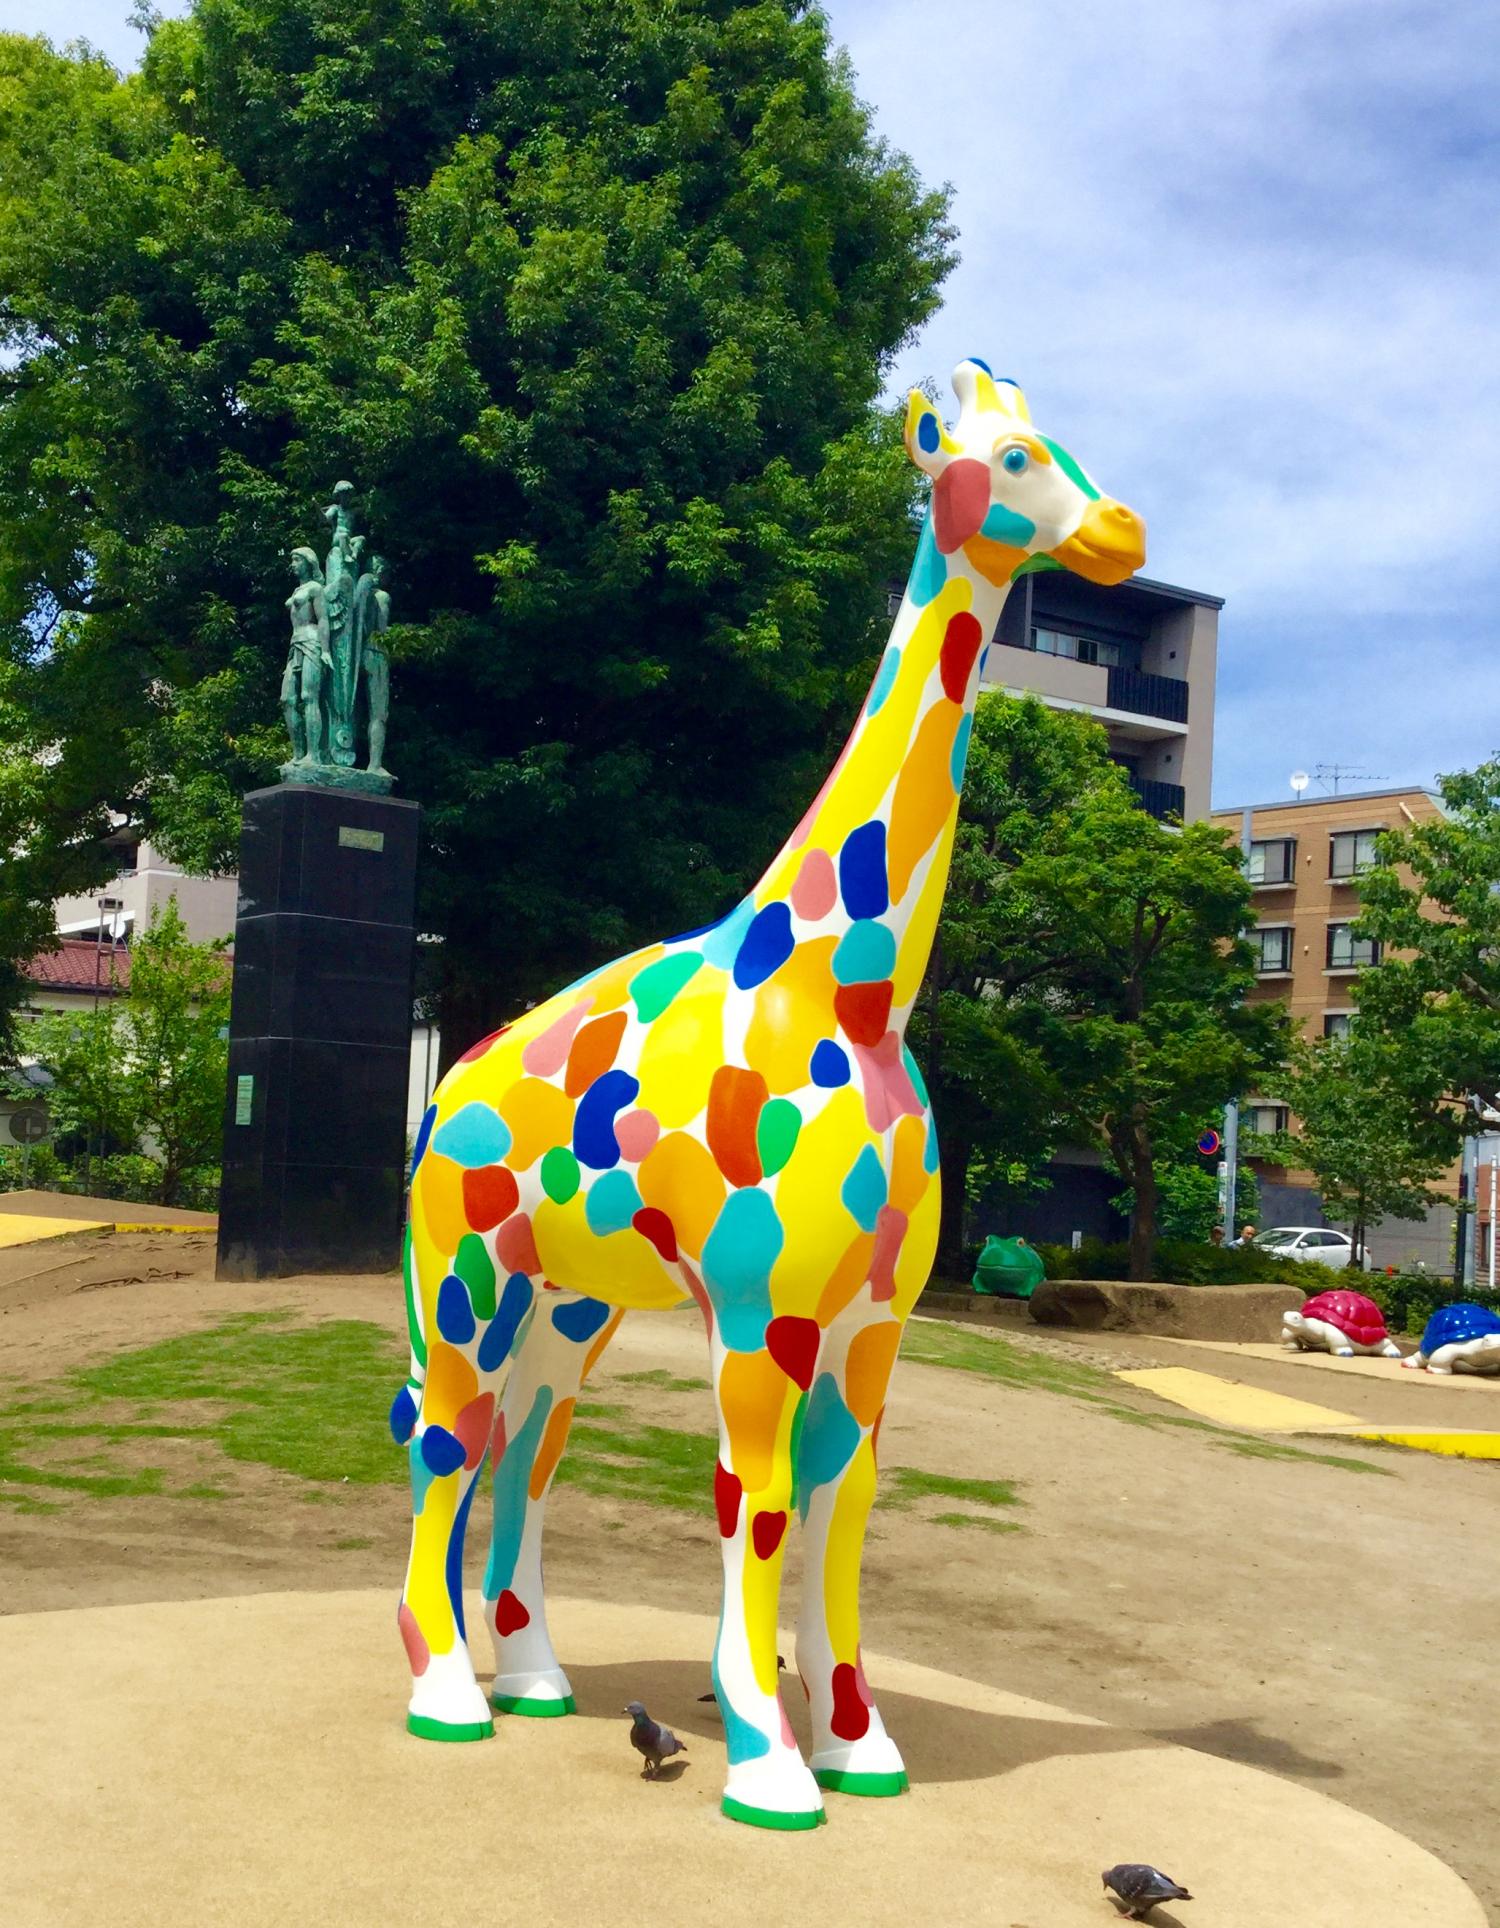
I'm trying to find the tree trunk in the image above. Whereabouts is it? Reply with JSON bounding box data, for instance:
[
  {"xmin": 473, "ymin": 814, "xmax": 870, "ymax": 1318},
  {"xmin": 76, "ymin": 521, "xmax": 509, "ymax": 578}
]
[
  {"xmin": 935, "ymin": 1133, "xmax": 971, "ymax": 1280},
  {"xmin": 1128, "ymin": 1165, "xmax": 1157, "ymax": 1282}
]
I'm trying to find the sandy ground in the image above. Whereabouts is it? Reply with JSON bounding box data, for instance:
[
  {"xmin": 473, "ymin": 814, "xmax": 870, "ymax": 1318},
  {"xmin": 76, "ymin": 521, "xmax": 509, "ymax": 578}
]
[
  {"xmin": 0, "ymin": 1590, "xmax": 1483, "ymax": 1928},
  {"xmin": 1, "ymin": 1232, "xmax": 1497, "ymax": 1920}
]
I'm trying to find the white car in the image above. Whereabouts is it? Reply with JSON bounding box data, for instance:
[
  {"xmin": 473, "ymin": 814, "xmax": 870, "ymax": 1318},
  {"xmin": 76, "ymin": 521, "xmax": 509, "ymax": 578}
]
[{"xmin": 1253, "ymin": 1226, "xmax": 1368, "ymax": 1269}]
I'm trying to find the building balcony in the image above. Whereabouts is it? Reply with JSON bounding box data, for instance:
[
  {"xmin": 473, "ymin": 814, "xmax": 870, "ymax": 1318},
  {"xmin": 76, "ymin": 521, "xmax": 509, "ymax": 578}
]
[
  {"xmin": 1130, "ymin": 776, "xmax": 1186, "ymax": 821},
  {"xmin": 1107, "ymin": 665, "xmax": 1189, "ymax": 723}
]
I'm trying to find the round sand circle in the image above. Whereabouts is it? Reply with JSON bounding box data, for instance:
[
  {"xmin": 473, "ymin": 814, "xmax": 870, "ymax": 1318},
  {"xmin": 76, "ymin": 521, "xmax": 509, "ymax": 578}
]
[{"xmin": 0, "ymin": 1591, "xmax": 1481, "ymax": 1927}]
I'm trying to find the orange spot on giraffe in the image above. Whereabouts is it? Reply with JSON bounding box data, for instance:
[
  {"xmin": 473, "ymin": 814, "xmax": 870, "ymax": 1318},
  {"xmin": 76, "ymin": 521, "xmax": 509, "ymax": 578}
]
[
  {"xmin": 887, "ymin": 699, "xmax": 961, "ymax": 901},
  {"xmin": 528, "ymin": 1396, "xmax": 575, "ymax": 1499},
  {"xmin": 707, "ymin": 1065, "xmax": 768, "ymax": 1187},
  {"xmin": 565, "ymin": 1011, "xmax": 628, "ymax": 1097},
  {"xmin": 845, "ymin": 1321, "xmax": 901, "ymax": 1427}
]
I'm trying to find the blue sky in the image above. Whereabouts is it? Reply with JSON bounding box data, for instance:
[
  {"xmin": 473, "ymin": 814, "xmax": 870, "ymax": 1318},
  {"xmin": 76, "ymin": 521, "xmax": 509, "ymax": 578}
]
[{"xmin": 11, "ymin": 0, "xmax": 1500, "ymax": 807}]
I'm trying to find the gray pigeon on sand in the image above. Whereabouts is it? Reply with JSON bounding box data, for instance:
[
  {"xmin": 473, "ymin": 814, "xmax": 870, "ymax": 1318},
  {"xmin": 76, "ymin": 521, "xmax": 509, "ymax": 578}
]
[
  {"xmin": 624, "ymin": 1701, "xmax": 687, "ymax": 1779},
  {"xmin": 1102, "ymin": 1864, "xmax": 1192, "ymax": 1919}
]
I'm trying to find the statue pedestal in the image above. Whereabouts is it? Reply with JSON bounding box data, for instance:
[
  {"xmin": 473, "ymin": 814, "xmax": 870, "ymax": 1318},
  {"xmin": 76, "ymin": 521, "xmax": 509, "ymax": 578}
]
[{"xmin": 215, "ymin": 784, "xmax": 420, "ymax": 1280}]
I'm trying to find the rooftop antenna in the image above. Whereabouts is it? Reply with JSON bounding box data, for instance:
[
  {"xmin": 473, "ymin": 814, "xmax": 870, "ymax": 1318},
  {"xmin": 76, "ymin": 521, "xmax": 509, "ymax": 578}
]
[{"xmin": 1313, "ymin": 762, "xmax": 1379, "ymax": 796}]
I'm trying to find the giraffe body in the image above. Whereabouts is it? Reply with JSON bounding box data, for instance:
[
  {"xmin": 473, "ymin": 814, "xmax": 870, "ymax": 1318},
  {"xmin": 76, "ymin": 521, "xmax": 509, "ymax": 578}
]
[{"xmin": 395, "ymin": 360, "xmax": 1146, "ymax": 1827}]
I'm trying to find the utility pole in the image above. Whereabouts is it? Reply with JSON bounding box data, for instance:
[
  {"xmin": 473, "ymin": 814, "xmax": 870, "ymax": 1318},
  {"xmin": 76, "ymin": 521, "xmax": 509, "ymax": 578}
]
[{"xmin": 1222, "ymin": 806, "xmax": 1252, "ymax": 1235}]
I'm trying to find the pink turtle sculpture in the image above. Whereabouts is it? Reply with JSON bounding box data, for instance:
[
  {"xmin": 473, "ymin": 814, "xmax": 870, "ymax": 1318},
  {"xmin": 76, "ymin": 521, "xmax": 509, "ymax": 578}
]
[{"xmin": 1282, "ymin": 1289, "xmax": 1401, "ymax": 1359}]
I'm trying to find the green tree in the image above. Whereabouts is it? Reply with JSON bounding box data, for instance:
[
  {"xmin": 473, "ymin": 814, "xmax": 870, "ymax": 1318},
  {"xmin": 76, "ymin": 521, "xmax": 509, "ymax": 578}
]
[
  {"xmin": 1355, "ymin": 760, "xmax": 1500, "ymax": 1137},
  {"xmin": 1261, "ymin": 1034, "xmax": 1452, "ymax": 1263},
  {"xmin": 1111, "ymin": 1128, "xmax": 1261, "ymax": 1243},
  {"xmin": 0, "ymin": 8, "xmax": 952, "ymax": 1061},
  {"xmin": 19, "ymin": 900, "xmax": 230, "ymax": 1205},
  {"xmin": 1010, "ymin": 791, "xmax": 1288, "ymax": 1281},
  {"xmin": 910, "ymin": 694, "xmax": 1123, "ymax": 1268}
]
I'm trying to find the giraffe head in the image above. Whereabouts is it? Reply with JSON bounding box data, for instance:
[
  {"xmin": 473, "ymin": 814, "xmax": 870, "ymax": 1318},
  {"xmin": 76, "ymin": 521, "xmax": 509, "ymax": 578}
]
[{"xmin": 904, "ymin": 359, "xmax": 1146, "ymax": 588}]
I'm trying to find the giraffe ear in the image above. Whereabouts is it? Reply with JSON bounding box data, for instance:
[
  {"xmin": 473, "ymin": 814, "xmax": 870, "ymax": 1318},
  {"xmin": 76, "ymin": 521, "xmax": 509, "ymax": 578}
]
[{"xmin": 904, "ymin": 390, "xmax": 957, "ymax": 477}]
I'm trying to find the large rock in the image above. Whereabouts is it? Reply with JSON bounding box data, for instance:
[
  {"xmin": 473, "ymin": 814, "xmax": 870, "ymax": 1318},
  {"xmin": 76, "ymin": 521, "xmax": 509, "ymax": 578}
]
[{"xmin": 1028, "ymin": 1279, "xmax": 1304, "ymax": 1341}]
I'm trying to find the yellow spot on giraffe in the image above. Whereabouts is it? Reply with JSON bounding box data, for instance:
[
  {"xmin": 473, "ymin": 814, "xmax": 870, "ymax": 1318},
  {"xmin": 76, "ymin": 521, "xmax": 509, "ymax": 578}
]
[
  {"xmin": 635, "ymin": 982, "xmax": 724, "ymax": 1127},
  {"xmin": 532, "ymin": 1192, "xmax": 683, "ymax": 1308},
  {"xmin": 887, "ymin": 698, "xmax": 961, "ymax": 901},
  {"xmin": 406, "ymin": 1476, "xmax": 459, "ymax": 1656},
  {"xmin": 412, "ymin": 1152, "xmax": 467, "ymax": 1260},
  {"xmin": 815, "ymin": 1230, "xmax": 877, "ymax": 1326},
  {"xmin": 743, "ymin": 937, "xmax": 837, "ymax": 1093},
  {"xmin": 638, "ymin": 1130, "xmax": 725, "ymax": 1259},
  {"xmin": 893, "ymin": 814, "xmax": 956, "ymax": 1010},
  {"xmin": 844, "ymin": 1321, "xmax": 902, "ymax": 1427},
  {"xmin": 423, "ymin": 1340, "xmax": 478, "ymax": 1431},
  {"xmin": 496, "ymin": 1077, "xmax": 575, "ymax": 1170},
  {"xmin": 888, "ymin": 1113, "xmax": 930, "ymax": 1216},
  {"xmin": 821, "ymin": 1434, "xmax": 877, "ymax": 1662},
  {"xmin": 772, "ymin": 1087, "xmax": 876, "ymax": 1297},
  {"xmin": 529, "ymin": 1396, "xmax": 576, "ymax": 1499},
  {"xmin": 890, "ymin": 1174, "xmax": 940, "ymax": 1320},
  {"xmin": 804, "ymin": 580, "xmax": 972, "ymax": 856},
  {"xmin": 586, "ymin": 945, "xmax": 662, "ymax": 1013}
]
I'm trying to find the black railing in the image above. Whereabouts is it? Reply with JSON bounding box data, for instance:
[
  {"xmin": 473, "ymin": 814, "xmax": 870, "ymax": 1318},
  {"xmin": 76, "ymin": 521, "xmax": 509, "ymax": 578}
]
[
  {"xmin": 1130, "ymin": 776, "xmax": 1186, "ymax": 821},
  {"xmin": 1107, "ymin": 665, "xmax": 1189, "ymax": 723}
]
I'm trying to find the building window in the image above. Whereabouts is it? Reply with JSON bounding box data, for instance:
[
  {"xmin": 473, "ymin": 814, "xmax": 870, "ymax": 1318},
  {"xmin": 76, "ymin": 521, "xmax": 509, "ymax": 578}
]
[
  {"xmin": 1030, "ymin": 626, "xmax": 1122, "ymax": 669},
  {"xmin": 1323, "ymin": 1012, "xmax": 1353, "ymax": 1039},
  {"xmin": 1244, "ymin": 1104, "xmax": 1290, "ymax": 1137},
  {"xmin": 1247, "ymin": 838, "xmax": 1296, "ymax": 885},
  {"xmin": 1327, "ymin": 923, "xmax": 1378, "ymax": 970},
  {"xmin": 1329, "ymin": 828, "xmax": 1380, "ymax": 880},
  {"xmin": 1254, "ymin": 926, "xmax": 1293, "ymax": 973}
]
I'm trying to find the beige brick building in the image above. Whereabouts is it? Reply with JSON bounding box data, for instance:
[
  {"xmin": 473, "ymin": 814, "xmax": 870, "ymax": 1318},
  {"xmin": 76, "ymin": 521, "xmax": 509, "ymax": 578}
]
[{"xmin": 1210, "ymin": 784, "xmax": 1459, "ymax": 1267}]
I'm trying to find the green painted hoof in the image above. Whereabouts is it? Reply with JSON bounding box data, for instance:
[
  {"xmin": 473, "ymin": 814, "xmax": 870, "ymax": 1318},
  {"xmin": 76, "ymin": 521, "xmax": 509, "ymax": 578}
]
[
  {"xmin": 490, "ymin": 1691, "xmax": 577, "ymax": 1718},
  {"xmin": 814, "ymin": 1767, "xmax": 909, "ymax": 1797},
  {"xmin": 721, "ymin": 1796, "xmax": 826, "ymax": 1831},
  {"xmin": 405, "ymin": 1711, "xmax": 494, "ymax": 1743}
]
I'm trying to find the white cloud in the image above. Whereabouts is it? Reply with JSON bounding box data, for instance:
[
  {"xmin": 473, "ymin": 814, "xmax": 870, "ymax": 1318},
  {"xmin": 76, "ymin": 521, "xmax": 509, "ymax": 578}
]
[{"xmin": 825, "ymin": 0, "xmax": 1500, "ymax": 802}]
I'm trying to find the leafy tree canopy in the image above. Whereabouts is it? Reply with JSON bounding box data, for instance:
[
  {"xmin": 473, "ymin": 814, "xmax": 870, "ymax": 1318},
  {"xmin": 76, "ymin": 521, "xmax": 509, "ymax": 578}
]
[
  {"xmin": 1356, "ymin": 760, "xmax": 1500, "ymax": 1133},
  {"xmin": 0, "ymin": 3, "xmax": 953, "ymax": 1058}
]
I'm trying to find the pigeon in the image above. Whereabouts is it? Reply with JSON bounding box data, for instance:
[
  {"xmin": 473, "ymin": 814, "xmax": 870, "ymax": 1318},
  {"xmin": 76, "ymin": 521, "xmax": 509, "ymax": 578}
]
[
  {"xmin": 1102, "ymin": 1865, "xmax": 1192, "ymax": 1919},
  {"xmin": 624, "ymin": 1701, "xmax": 687, "ymax": 1779},
  {"xmin": 699, "ymin": 1655, "xmax": 786, "ymax": 1702}
]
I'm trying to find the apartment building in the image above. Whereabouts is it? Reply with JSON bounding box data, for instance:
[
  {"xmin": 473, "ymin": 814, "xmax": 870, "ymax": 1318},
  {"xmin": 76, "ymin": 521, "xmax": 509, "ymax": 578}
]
[
  {"xmin": 980, "ymin": 568, "xmax": 1222, "ymax": 821},
  {"xmin": 1210, "ymin": 783, "xmax": 1456, "ymax": 1266}
]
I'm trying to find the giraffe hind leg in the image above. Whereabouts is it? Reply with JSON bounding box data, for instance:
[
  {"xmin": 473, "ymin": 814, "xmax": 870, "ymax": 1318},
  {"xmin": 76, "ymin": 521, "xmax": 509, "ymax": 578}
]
[{"xmin": 484, "ymin": 1288, "xmax": 624, "ymax": 1715}]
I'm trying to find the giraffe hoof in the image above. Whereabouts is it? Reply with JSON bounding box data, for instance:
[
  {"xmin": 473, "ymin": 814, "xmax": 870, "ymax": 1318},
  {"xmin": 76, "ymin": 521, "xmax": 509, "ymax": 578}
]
[
  {"xmin": 721, "ymin": 1796, "xmax": 826, "ymax": 1831},
  {"xmin": 491, "ymin": 1691, "xmax": 577, "ymax": 1717},
  {"xmin": 813, "ymin": 1766, "xmax": 909, "ymax": 1796},
  {"xmin": 405, "ymin": 1711, "xmax": 494, "ymax": 1743}
]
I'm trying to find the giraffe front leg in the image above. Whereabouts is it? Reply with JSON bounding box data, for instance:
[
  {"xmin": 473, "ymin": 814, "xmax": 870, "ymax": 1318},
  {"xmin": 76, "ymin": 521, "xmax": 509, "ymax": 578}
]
[
  {"xmin": 397, "ymin": 1374, "xmax": 496, "ymax": 1742},
  {"xmin": 711, "ymin": 1332, "xmax": 825, "ymax": 1830},
  {"xmin": 484, "ymin": 1289, "xmax": 624, "ymax": 1716},
  {"xmin": 796, "ymin": 1311, "xmax": 908, "ymax": 1796}
]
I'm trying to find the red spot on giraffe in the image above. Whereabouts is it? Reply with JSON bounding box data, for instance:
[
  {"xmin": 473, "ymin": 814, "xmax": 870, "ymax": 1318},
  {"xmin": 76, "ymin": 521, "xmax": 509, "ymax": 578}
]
[
  {"xmin": 766, "ymin": 1315, "xmax": 820, "ymax": 1391},
  {"xmin": 458, "ymin": 1025, "xmax": 510, "ymax": 1064},
  {"xmin": 489, "ymin": 1410, "xmax": 508, "ymax": 1464},
  {"xmin": 494, "ymin": 1589, "xmax": 530, "ymax": 1637},
  {"xmin": 398, "ymin": 1603, "xmax": 430, "ymax": 1677},
  {"xmin": 462, "ymin": 1164, "xmax": 518, "ymax": 1232},
  {"xmin": 835, "ymin": 980, "xmax": 893, "ymax": 1047},
  {"xmin": 632, "ymin": 1206, "xmax": 678, "ymax": 1263},
  {"xmin": 752, "ymin": 1509, "xmax": 788, "ymax": 1560},
  {"xmin": 679, "ymin": 1259, "xmax": 714, "ymax": 1336},
  {"xmin": 851, "ymin": 1030, "xmax": 922, "ymax": 1130},
  {"xmin": 521, "ymin": 997, "xmax": 591, "ymax": 1078},
  {"xmin": 455, "ymin": 1392, "xmax": 495, "ymax": 1469},
  {"xmin": 830, "ymin": 1661, "xmax": 871, "ymax": 1741},
  {"xmin": 939, "ymin": 609, "xmax": 983, "ymax": 701},
  {"xmin": 933, "ymin": 458, "xmax": 991, "ymax": 554},
  {"xmin": 496, "ymin": 1212, "xmax": 541, "ymax": 1277},
  {"xmin": 707, "ymin": 1065, "xmax": 768, "ymax": 1187},
  {"xmin": 867, "ymin": 1204, "xmax": 908, "ymax": 1303},
  {"xmin": 714, "ymin": 1461, "xmax": 743, "ymax": 1538},
  {"xmin": 791, "ymin": 847, "xmax": 838, "ymax": 921}
]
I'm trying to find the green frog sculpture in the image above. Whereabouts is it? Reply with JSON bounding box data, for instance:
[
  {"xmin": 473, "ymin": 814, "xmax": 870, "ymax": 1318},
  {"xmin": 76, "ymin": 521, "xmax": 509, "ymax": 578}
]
[{"xmin": 278, "ymin": 481, "xmax": 397, "ymax": 794}]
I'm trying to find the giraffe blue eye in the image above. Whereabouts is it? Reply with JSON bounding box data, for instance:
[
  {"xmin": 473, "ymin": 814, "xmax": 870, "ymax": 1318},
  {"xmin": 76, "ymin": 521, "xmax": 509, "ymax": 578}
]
[{"xmin": 1002, "ymin": 447, "xmax": 1029, "ymax": 476}]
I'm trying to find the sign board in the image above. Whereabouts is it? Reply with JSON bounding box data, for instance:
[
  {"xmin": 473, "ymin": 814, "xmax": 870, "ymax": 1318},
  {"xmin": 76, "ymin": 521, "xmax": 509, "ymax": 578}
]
[
  {"xmin": 234, "ymin": 1075, "xmax": 255, "ymax": 1126},
  {"xmin": 1196, "ymin": 1128, "xmax": 1221, "ymax": 1157},
  {"xmin": 338, "ymin": 825, "xmax": 385, "ymax": 853},
  {"xmin": 7, "ymin": 1106, "xmax": 49, "ymax": 1145}
]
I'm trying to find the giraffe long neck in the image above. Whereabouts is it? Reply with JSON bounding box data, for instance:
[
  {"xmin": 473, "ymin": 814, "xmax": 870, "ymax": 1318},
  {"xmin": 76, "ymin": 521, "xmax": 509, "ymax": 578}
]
[{"xmin": 752, "ymin": 512, "xmax": 1010, "ymax": 1038}]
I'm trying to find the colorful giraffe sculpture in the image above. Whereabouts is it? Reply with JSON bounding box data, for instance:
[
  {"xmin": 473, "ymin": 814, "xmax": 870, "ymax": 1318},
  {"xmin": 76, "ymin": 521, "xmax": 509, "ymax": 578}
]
[{"xmin": 394, "ymin": 359, "xmax": 1146, "ymax": 1830}]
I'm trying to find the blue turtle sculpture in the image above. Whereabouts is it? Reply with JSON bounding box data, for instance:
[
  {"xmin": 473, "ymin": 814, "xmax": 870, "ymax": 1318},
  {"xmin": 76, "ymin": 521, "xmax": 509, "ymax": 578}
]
[{"xmin": 1403, "ymin": 1302, "xmax": 1500, "ymax": 1375}]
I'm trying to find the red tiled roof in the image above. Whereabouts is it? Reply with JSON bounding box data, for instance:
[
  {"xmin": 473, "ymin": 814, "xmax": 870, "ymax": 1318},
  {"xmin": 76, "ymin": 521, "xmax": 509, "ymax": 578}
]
[{"xmin": 24, "ymin": 940, "xmax": 132, "ymax": 994}]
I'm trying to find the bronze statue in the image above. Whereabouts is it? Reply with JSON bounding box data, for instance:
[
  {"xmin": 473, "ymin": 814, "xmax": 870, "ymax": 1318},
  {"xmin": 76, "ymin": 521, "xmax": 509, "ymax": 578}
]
[
  {"xmin": 278, "ymin": 484, "xmax": 396, "ymax": 794},
  {"xmin": 280, "ymin": 547, "xmax": 331, "ymax": 766}
]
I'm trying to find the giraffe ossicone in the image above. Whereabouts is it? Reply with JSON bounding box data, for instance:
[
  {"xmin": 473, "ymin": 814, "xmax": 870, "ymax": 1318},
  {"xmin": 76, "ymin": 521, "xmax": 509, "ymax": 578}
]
[{"xmin": 396, "ymin": 358, "xmax": 1146, "ymax": 1827}]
